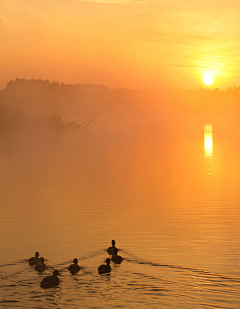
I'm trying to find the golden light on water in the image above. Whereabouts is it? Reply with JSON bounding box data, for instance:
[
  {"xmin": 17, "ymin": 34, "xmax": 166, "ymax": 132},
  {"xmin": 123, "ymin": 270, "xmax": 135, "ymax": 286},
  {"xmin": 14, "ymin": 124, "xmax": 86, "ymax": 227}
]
[
  {"xmin": 204, "ymin": 123, "xmax": 213, "ymax": 156},
  {"xmin": 204, "ymin": 123, "xmax": 213, "ymax": 174}
]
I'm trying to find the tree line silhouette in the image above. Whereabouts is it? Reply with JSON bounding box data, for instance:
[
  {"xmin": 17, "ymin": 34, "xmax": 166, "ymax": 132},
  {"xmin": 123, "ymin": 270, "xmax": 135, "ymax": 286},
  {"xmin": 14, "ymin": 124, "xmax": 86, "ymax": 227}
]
[{"xmin": 0, "ymin": 78, "xmax": 240, "ymax": 135}]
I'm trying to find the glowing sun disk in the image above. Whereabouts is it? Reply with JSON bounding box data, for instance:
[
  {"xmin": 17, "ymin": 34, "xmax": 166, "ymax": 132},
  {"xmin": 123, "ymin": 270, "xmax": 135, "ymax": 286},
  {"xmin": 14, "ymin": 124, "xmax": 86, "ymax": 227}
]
[{"xmin": 203, "ymin": 74, "xmax": 213, "ymax": 85}]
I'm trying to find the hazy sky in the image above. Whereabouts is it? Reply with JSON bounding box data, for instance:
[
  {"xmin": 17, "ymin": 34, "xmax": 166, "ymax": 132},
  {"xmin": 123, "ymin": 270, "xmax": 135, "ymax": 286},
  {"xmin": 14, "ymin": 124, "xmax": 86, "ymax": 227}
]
[{"xmin": 1, "ymin": 0, "xmax": 240, "ymax": 90}]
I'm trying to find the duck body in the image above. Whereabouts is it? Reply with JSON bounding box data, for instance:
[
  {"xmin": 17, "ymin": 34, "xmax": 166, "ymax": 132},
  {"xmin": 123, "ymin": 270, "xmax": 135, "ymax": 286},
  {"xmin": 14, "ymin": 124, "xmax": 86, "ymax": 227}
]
[
  {"xmin": 111, "ymin": 254, "xmax": 123, "ymax": 264},
  {"xmin": 34, "ymin": 257, "xmax": 46, "ymax": 272},
  {"xmin": 29, "ymin": 252, "xmax": 40, "ymax": 266},
  {"xmin": 107, "ymin": 246, "xmax": 118, "ymax": 255},
  {"xmin": 98, "ymin": 258, "xmax": 111, "ymax": 274},
  {"xmin": 40, "ymin": 270, "xmax": 60, "ymax": 289},
  {"xmin": 68, "ymin": 258, "xmax": 81, "ymax": 275}
]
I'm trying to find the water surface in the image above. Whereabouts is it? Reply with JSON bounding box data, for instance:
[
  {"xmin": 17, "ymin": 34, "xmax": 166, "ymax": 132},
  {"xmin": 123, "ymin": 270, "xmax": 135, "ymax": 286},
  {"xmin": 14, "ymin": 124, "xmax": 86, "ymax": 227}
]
[{"xmin": 0, "ymin": 115, "xmax": 240, "ymax": 308}]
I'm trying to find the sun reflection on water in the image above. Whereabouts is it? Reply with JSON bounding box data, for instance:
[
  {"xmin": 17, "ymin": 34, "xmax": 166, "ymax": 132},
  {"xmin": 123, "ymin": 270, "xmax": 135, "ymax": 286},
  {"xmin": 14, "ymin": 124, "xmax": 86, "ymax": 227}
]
[{"xmin": 204, "ymin": 123, "xmax": 213, "ymax": 174}]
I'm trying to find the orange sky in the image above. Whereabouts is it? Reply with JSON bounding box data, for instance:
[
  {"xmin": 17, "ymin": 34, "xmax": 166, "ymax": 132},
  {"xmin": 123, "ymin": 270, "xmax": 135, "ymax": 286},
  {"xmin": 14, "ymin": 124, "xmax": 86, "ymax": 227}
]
[{"xmin": 1, "ymin": 0, "xmax": 240, "ymax": 90}]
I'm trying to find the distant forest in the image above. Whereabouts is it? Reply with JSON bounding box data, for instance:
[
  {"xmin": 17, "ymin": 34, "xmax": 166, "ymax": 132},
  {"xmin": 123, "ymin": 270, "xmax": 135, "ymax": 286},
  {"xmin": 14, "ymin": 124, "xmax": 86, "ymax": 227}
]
[{"xmin": 0, "ymin": 78, "xmax": 240, "ymax": 134}]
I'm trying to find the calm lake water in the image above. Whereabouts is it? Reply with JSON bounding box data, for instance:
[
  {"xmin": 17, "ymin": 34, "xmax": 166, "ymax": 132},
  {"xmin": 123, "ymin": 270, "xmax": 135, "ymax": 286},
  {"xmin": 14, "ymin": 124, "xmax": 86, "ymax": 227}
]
[{"xmin": 0, "ymin": 114, "xmax": 240, "ymax": 308}]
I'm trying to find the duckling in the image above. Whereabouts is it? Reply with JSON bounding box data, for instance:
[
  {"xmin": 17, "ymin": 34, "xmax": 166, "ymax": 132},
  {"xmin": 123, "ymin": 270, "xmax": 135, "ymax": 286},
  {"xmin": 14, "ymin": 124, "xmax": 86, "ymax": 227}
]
[
  {"xmin": 40, "ymin": 270, "xmax": 60, "ymax": 289},
  {"xmin": 29, "ymin": 252, "xmax": 40, "ymax": 266},
  {"xmin": 34, "ymin": 257, "xmax": 47, "ymax": 272},
  {"xmin": 68, "ymin": 258, "xmax": 81, "ymax": 275},
  {"xmin": 107, "ymin": 240, "xmax": 118, "ymax": 255},
  {"xmin": 98, "ymin": 258, "xmax": 111, "ymax": 274}
]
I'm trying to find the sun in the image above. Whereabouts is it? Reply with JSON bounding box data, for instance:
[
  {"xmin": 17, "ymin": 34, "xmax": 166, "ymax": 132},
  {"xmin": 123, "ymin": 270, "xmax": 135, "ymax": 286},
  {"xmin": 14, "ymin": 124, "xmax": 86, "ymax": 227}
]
[{"xmin": 203, "ymin": 74, "xmax": 213, "ymax": 85}]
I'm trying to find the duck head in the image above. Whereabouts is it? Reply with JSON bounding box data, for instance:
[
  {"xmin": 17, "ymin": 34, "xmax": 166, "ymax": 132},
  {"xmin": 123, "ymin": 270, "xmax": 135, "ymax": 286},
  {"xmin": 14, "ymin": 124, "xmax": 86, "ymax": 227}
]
[
  {"xmin": 53, "ymin": 270, "xmax": 60, "ymax": 277},
  {"xmin": 73, "ymin": 258, "xmax": 78, "ymax": 265}
]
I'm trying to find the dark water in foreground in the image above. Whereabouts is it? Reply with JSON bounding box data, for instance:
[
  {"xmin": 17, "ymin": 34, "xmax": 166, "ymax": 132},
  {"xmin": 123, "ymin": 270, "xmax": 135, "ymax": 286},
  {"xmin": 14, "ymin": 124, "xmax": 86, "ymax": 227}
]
[
  {"xmin": 0, "ymin": 116, "xmax": 240, "ymax": 308},
  {"xmin": 1, "ymin": 249, "xmax": 240, "ymax": 308}
]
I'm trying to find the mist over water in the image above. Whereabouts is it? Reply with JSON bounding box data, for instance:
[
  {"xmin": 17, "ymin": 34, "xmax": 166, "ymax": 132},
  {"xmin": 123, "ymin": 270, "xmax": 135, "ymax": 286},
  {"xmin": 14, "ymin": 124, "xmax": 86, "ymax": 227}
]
[{"xmin": 0, "ymin": 80, "xmax": 240, "ymax": 308}]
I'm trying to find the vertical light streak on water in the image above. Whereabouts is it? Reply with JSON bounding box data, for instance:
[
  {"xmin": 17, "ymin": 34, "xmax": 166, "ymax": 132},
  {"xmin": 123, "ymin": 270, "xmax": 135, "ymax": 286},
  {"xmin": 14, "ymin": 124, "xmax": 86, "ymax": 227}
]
[{"xmin": 204, "ymin": 123, "xmax": 213, "ymax": 174}]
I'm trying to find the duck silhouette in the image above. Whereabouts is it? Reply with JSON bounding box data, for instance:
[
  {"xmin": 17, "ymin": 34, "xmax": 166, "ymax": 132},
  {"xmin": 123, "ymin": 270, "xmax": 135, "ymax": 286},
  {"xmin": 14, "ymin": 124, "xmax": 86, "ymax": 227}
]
[
  {"xmin": 107, "ymin": 240, "xmax": 118, "ymax": 255},
  {"xmin": 29, "ymin": 252, "xmax": 40, "ymax": 266},
  {"xmin": 98, "ymin": 258, "xmax": 111, "ymax": 274},
  {"xmin": 68, "ymin": 258, "xmax": 81, "ymax": 275},
  {"xmin": 111, "ymin": 251, "xmax": 123, "ymax": 264},
  {"xmin": 34, "ymin": 257, "xmax": 47, "ymax": 272},
  {"xmin": 40, "ymin": 270, "xmax": 60, "ymax": 289}
]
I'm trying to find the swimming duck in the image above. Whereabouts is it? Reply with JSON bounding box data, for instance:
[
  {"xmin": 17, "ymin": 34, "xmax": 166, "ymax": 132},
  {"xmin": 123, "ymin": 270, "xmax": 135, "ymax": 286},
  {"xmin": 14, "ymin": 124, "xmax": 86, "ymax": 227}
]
[
  {"xmin": 34, "ymin": 257, "xmax": 47, "ymax": 272},
  {"xmin": 107, "ymin": 240, "xmax": 118, "ymax": 255},
  {"xmin": 98, "ymin": 258, "xmax": 111, "ymax": 274},
  {"xmin": 29, "ymin": 252, "xmax": 40, "ymax": 266},
  {"xmin": 111, "ymin": 252, "xmax": 123, "ymax": 264},
  {"xmin": 68, "ymin": 258, "xmax": 81, "ymax": 275},
  {"xmin": 40, "ymin": 270, "xmax": 60, "ymax": 289}
]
